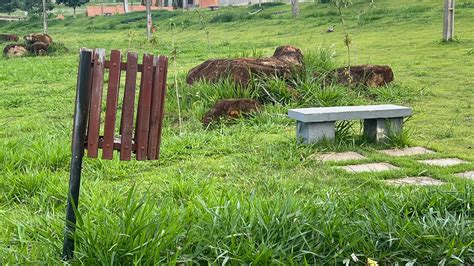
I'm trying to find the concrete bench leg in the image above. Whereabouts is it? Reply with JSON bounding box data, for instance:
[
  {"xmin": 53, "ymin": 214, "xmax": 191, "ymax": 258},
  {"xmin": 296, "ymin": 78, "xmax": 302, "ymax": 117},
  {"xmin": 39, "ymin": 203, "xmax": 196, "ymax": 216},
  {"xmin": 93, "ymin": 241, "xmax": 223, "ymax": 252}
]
[
  {"xmin": 363, "ymin": 117, "xmax": 403, "ymax": 143},
  {"xmin": 296, "ymin": 121, "xmax": 335, "ymax": 144}
]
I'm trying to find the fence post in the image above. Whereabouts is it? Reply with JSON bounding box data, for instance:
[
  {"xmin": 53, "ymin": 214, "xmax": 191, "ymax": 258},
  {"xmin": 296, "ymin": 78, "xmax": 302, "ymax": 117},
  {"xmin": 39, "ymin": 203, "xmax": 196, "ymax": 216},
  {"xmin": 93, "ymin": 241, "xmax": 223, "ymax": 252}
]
[
  {"xmin": 62, "ymin": 50, "xmax": 92, "ymax": 260},
  {"xmin": 443, "ymin": 0, "xmax": 455, "ymax": 41}
]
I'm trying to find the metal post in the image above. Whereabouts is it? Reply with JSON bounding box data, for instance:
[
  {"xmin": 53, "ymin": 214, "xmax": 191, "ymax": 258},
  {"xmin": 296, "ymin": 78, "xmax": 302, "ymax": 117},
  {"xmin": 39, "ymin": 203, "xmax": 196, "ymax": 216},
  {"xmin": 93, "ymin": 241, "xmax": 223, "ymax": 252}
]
[
  {"xmin": 443, "ymin": 0, "xmax": 455, "ymax": 41},
  {"xmin": 62, "ymin": 50, "xmax": 92, "ymax": 260}
]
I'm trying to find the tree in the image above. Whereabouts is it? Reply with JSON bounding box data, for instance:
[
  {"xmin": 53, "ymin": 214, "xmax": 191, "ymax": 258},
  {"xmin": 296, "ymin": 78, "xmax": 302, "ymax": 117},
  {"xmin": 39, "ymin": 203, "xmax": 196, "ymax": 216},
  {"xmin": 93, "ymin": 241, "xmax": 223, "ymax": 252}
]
[
  {"xmin": 0, "ymin": 0, "xmax": 19, "ymax": 15},
  {"xmin": 42, "ymin": 0, "xmax": 47, "ymax": 33},
  {"xmin": 57, "ymin": 0, "xmax": 89, "ymax": 18},
  {"xmin": 146, "ymin": 0, "xmax": 152, "ymax": 40},
  {"xmin": 20, "ymin": 0, "xmax": 54, "ymax": 14},
  {"xmin": 123, "ymin": 0, "xmax": 129, "ymax": 13},
  {"xmin": 443, "ymin": 0, "xmax": 455, "ymax": 41},
  {"xmin": 291, "ymin": 0, "xmax": 299, "ymax": 17}
]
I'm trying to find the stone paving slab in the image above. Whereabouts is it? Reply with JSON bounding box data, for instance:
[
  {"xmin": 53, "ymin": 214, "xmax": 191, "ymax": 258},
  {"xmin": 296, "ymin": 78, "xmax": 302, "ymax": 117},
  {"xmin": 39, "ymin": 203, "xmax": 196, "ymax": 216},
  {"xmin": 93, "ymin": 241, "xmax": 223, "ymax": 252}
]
[
  {"xmin": 379, "ymin": 147, "xmax": 435, "ymax": 157},
  {"xmin": 418, "ymin": 158, "xmax": 468, "ymax": 167},
  {"xmin": 316, "ymin": 151, "xmax": 366, "ymax": 162},
  {"xmin": 337, "ymin": 162, "xmax": 399, "ymax": 173},
  {"xmin": 385, "ymin": 176, "xmax": 445, "ymax": 186},
  {"xmin": 455, "ymin": 171, "xmax": 474, "ymax": 180}
]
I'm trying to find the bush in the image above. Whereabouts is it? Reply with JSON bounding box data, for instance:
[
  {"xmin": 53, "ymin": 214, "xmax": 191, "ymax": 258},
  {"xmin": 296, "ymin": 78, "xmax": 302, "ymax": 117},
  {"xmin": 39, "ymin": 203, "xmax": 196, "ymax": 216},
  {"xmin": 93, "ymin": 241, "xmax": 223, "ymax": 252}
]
[
  {"xmin": 152, "ymin": 10, "xmax": 178, "ymax": 19},
  {"xmin": 210, "ymin": 11, "xmax": 274, "ymax": 24},
  {"xmin": 458, "ymin": 2, "xmax": 474, "ymax": 8},
  {"xmin": 120, "ymin": 16, "xmax": 143, "ymax": 24},
  {"xmin": 258, "ymin": 2, "xmax": 285, "ymax": 7},
  {"xmin": 210, "ymin": 13, "xmax": 238, "ymax": 23},
  {"xmin": 47, "ymin": 42, "xmax": 69, "ymax": 56}
]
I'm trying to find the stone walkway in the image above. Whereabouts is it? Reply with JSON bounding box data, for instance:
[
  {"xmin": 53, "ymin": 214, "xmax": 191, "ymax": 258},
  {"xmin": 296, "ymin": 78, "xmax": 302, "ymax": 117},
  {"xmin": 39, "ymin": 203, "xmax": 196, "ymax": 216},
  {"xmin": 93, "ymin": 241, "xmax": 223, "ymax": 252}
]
[
  {"xmin": 316, "ymin": 151, "xmax": 366, "ymax": 162},
  {"xmin": 319, "ymin": 147, "xmax": 473, "ymax": 186},
  {"xmin": 337, "ymin": 162, "xmax": 398, "ymax": 173},
  {"xmin": 385, "ymin": 176, "xmax": 445, "ymax": 186},
  {"xmin": 456, "ymin": 171, "xmax": 474, "ymax": 180},
  {"xmin": 419, "ymin": 158, "xmax": 468, "ymax": 167},
  {"xmin": 379, "ymin": 147, "xmax": 435, "ymax": 157}
]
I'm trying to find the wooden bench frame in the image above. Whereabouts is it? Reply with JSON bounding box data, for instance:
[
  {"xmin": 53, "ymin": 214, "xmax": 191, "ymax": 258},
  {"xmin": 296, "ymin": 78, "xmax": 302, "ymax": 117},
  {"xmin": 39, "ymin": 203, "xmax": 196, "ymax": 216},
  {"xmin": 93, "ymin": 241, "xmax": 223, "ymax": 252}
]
[
  {"xmin": 62, "ymin": 49, "xmax": 168, "ymax": 260},
  {"xmin": 288, "ymin": 104, "xmax": 412, "ymax": 144}
]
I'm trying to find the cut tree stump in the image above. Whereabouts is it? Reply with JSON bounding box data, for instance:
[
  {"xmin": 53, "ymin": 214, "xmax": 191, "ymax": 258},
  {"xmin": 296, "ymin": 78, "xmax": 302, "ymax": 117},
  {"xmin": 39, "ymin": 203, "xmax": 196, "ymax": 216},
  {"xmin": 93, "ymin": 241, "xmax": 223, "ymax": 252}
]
[{"xmin": 186, "ymin": 45, "xmax": 303, "ymax": 86}]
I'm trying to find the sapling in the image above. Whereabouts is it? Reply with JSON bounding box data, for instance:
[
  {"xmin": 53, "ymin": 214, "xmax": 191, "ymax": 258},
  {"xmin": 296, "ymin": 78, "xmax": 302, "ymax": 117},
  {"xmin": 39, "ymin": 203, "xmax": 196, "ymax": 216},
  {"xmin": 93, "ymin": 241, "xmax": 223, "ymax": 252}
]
[
  {"xmin": 195, "ymin": 9, "xmax": 211, "ymax": 53},
  {"xmin": 333, "ymin": 0, "xmax": 352, "ymax": 67},
  {"xmin": 169, "ymin": 19, "xmax": 183, "ymax": 135}
]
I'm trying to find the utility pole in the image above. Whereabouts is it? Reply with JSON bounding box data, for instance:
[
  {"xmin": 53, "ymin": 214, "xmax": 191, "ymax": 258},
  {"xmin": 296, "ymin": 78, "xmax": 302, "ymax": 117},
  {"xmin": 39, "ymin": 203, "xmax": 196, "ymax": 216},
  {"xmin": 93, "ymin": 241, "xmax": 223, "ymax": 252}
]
[
  {"xmin": 42, "ymin": 0, "xmax": 48, "ymax": 34},
  {"xmin": 146, "ymin": 0, "xmax": 152, "ymax": 40},
  {"xmin": 443, "ymin": 0, "xmax": 455, "ymax": 41}
]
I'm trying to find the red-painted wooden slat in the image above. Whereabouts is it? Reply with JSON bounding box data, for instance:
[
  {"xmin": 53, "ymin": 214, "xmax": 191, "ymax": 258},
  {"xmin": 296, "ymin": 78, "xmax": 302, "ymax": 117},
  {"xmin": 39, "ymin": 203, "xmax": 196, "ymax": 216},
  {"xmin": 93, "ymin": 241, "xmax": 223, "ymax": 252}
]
[
  {"xmin": 86, "ymin": 48, "xmax": 106, "ymax": 158},
  {"xmin": 147, "ymin": 55, "xmax": 168, "ymax": 160},
  {"xmin": 86, "ymin": 49, "xmax": 94, "ymax": 128},
  {"xmin": 155, "ymin": 56, "xmax": 168, "ymax": 160},
  {"xmin": 135, "ymin": 54, "xmax": 154, "ymax": 161},
  {"xmin": 119, "ymin": 52, "xmax": 138, "ymax": 161},
  {"xmin": 102, "ymin": 50, "xmax": 122, "ymax": 160}
]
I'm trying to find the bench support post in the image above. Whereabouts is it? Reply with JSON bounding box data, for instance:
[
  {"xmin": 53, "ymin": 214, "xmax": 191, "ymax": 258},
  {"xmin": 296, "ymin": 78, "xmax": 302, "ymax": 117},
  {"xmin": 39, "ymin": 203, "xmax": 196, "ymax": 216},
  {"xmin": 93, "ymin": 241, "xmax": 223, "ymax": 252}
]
[
  {"xmin": 363, "ymin": 117, "xmax": 403, "ymax": 143},
  {"xmin": 296, "ymin": 121, "xmax": 335, "ymax": 144}
]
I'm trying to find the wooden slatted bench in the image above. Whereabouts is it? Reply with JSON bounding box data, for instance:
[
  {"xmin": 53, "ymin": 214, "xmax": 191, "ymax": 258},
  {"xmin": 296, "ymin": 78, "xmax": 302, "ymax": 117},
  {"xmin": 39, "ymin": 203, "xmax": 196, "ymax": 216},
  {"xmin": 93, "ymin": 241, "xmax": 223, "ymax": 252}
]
[
  {"xmin": 63, "ymin": 48, "xmax": 168, "ymax": 260},
  {"xmin": 288, "ymin": 104, "xmax": 413, "ymax": 144}
]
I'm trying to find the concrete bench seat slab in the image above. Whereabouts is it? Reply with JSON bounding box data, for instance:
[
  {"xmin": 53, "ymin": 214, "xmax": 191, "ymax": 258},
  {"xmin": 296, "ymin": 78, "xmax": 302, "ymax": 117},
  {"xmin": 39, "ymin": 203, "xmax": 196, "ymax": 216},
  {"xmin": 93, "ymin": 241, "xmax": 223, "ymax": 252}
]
[{"xmin": 288, "ymin": 104, "xmax": 412, "ymax": 144}]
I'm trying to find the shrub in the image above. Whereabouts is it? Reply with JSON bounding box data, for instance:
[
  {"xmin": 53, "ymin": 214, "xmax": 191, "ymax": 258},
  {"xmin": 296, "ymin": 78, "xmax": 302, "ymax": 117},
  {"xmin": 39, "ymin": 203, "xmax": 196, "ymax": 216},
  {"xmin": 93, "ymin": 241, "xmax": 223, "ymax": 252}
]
[
  {"xmin": 210, "ymin": 13, "xmax": 237, "ymax": 23},
  {"xmin": 152, "ymin": 10, "xmax": 178, "ymax": 20},
  {"xmin": 47, "ymin": 42, "xmax": 69, "ymax": 56},
  {"xmin": 258, "ymin": 2, "xmax": 285, "ymax": 7},
  {"xmin": 120, "ymin": 16, "xmax": 143, "ymax": 24},
  {"xmin": 458, "ymin": 2, "xmax": 474, "ymax": 8}
]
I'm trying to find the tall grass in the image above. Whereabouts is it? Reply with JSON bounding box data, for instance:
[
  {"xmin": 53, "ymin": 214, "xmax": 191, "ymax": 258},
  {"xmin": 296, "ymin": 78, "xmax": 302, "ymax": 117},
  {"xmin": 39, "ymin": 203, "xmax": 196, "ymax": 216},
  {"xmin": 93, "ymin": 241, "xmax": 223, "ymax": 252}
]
[{"xmin": 2, "ymin": 184, "xmax": 471, "ymax": 264}]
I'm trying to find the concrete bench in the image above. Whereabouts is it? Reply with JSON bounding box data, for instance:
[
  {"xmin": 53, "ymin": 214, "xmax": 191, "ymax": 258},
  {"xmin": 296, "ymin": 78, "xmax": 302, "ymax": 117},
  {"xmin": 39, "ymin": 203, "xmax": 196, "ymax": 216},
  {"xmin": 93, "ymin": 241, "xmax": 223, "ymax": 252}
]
[{"xmin": 288, "ymin": 104, "xmax": 412, "ymax": 143}]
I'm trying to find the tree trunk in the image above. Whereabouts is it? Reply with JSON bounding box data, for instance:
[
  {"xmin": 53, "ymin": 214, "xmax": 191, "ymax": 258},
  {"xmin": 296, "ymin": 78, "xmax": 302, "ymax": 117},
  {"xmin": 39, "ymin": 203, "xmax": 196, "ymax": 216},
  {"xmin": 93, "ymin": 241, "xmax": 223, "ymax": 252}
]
[
  {"xmin": 443, "ymin": 0, "xmax": 455, "ymax": 41},
  {"xmin": 123, "ymin": 0, "xmax": 130, "ymax": 13},
  {"xmin": 291, "ymin": 0, "xmax": 299, "ymax": 17},
  {"xmin": 42, "ymin": 0, "xmax": 48, "ymax": 34},
  {"xmin": 146, "ymin": 0, "xmax": 152, "ymax": 40},
  {"xmin": 73, "ymin": 6, "xmax": 76, "ymax": 18}
]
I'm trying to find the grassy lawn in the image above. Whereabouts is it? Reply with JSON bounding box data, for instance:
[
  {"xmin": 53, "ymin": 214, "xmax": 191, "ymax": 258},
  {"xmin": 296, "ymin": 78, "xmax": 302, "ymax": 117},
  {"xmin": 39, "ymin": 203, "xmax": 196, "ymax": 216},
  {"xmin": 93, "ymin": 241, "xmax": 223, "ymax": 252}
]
[{"xmin": 0, "ymin": 0, "xmax": 473, "ymax": 264}]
